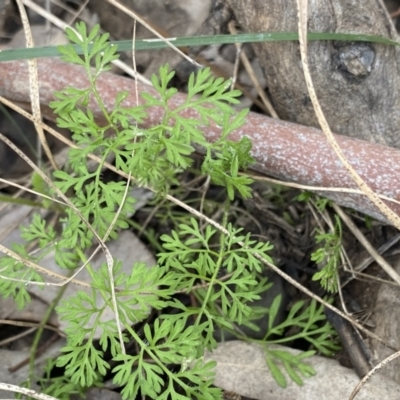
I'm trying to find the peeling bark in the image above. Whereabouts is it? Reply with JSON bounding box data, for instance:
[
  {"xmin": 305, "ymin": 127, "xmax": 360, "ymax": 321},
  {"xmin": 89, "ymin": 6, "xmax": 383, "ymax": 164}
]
[{"xmin": 0, "ymin": 57, "xmax": 399, "ymax": 223}]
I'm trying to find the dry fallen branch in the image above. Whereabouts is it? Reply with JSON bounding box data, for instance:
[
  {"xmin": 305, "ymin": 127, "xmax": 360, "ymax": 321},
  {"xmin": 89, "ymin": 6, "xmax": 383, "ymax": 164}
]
[{"xmin": 0, "ymin": 57, "xmax": 399, "ymax": 223}]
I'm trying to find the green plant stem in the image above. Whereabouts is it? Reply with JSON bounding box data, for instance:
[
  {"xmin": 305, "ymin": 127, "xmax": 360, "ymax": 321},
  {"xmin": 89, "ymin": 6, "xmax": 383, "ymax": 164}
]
[
  {"xmin": 84, "ymin": 59, "xmax": 113, "ymax": 127},
  {"xmin": 0, "ymin": 194, "xmax": 44, "ymax": 208},
  {"xmin": 28, "ymin": 283, "xmax": 68, "ymax": 387},
  {"xmin": 124, "ymin": 325, "xmax": 193, "ymax": 393},
  {"xmin": 194, "ymin": 210, "xmax": 229, "ymax": 327},
  {"xmin": 93, "ymin": 149, "xmax": 112, "ymax": 216}
]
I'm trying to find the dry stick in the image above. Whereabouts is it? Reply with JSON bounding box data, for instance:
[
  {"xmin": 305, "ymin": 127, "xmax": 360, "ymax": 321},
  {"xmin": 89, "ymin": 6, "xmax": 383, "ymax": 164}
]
[
  {"xmin": 0, "ymin": 327, "xmax": 37, "ymax": 347},
  {"xmin": 61, "ymin": 0, "xmax": 89, "ymax": 26},
  {"xmin": 11, "ymin": 333, "xmax": 60, "ymax": 373},
  {"xmin": 105, "ymin": 0, "xmax": 199, "ymax": 68},
  {"xmin": 0, "ymin": 177, "xmax": 67, "ymax": 207},
  {"xmin": 332, "ymin": 203, "xmax": 399, "ymax": 285},
  {"xmin": 348, "ymin": 350, "xmax": 400, "ymax": 400},
  {"xmin": 228, "ymin": 21, "xmax": 279, "ymax": 119},
  {"xmin": 0, "ymin": 133, "xmax": 126, "ymax": 353},
  {"xmin": 2, "ymin": 93, "xmax": 400, "ymax": 211},
  {"xmin": 0, "ymin": 383, "xmax": 58, "ymax": 400},
  {"xmin": 342, "ymin": 234, "xmax": 400, "ymax": 288},
  {"xmin": 0, "ymin": 319, "xmax": 64, "ymax": 336},
  {"xmin": 14, "ymin": 0, "xmax": 58, "ymax": 170},
  {"xmin": 3, "ymin": 53, "xmax": 400, "ymax": 221},
  {"xmin": 295, "ymin": 0, "xmax": 400, "ymax": 286},
  {"xmin": 390, "ymin": 8, "xmax": 400, "ymax": 18},
  {"xmin": 3, "ymin": 87, "xmax": 400, "ymax": 208},
  {"xmin": 250, "ymin": 174, "xmax": 400, "ymax": 206},
  {"xmin": 21, "ymin": 0, "xmax": 152, "ymax": 86},
  {"xmin": 0, "ymin": 240, "xmax": 90, "ymax": 288}
]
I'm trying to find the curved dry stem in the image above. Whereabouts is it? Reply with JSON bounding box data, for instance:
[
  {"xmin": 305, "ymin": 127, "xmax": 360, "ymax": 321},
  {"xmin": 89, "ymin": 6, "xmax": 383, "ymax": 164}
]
[
  {"xmin": 15, "ymin": 0, "xmax": 58, "ymax": 170},
  {"xmin": 348, "ymin": 350, "xmax": 400, "ymax": 400},
  {"xmin": 105, "ymin": 0, "xmax": 199, "ymax": 68}
]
